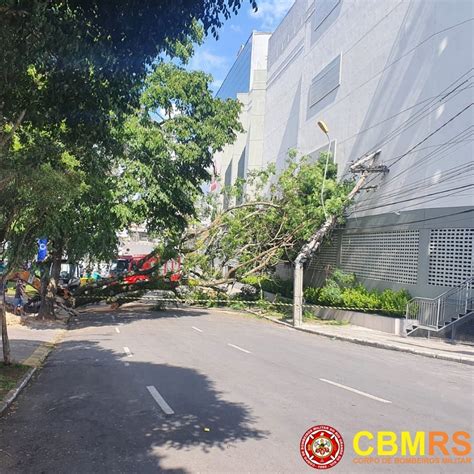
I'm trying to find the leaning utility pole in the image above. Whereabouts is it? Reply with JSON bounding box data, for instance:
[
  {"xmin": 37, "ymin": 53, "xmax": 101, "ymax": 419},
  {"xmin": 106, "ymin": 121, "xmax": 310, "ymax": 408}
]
[{"xmin": 293, "ymin": 150, "xmax": 385, "ymax": 327}]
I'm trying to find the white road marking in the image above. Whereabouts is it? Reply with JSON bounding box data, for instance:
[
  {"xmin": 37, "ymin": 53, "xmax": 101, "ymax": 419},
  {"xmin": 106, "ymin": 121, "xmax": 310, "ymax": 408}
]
[
  {"xmin": 123, "ymin": 346, "xmax": 132, "ymax": 357},
  {"xmin": 124, "ymin": 362, "xmax": 130, "ymax": 367},
  {"xmin": 115, "ymin": 327, "xmax": 120, "ymax": 334},
  {"xmin": 146, "ymin": 385, "xmax": 175, "ymax": 415},
  {"xmin": 227, "ymin": 343, "xmax": 251, "ymax": 354},
  {"xmin": 111, "ymin": 315, "xmax": 115, "ymax": 322},
  {"xmin": 192, "ymin": 326, "xmax": 203, "ymax": 333},
  {"xmin": 319, "ymin": 378, "xmax": 392, "ymax": 404}
]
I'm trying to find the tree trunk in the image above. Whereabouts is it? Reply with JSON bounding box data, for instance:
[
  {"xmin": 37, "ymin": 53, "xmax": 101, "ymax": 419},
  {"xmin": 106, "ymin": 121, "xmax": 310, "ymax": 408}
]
[
  {"xmin": 38, "ymin": 247, "xmax": 62, "ymax": 320},
  {"xmin": 0, "ymin": 276, "xmax": 11, "ymax": 364}
]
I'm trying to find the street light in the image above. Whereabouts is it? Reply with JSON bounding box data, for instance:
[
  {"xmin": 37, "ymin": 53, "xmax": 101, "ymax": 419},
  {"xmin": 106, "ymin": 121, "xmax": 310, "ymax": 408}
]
[{"xmin": 317, "ymin": 120, "xmax": 331, "ymax": 219}]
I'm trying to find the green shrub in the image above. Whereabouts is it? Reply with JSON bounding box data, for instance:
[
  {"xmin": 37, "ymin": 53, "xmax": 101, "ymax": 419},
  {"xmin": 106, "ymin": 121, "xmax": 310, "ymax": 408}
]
[
  {"xmin": 302, "ymin": 268, "xmax": 410, "ymax": 316},
  {"xmin": 341, "ymin": 285, "xmax": 380, "ymax": 310},
  {"xmin": 379, "ymin": 289, "xmax": 411, "ymax": 315},
  {"xmin": 303, "ymin": 286, "xmax": 320, "ymax": 304},
  {"xmin": 332, "ymin": 269, "xmax": 357, "ymax": 288},
  {"xmin": 317, "ymin": 280, "xmax": 343, "ymax": 306}
]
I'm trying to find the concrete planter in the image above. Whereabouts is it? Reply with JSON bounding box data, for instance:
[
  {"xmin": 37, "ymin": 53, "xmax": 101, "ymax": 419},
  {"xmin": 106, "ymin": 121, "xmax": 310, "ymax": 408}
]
[{"xmin": 305, "ymin": 306, "xmax": 409, "ymax": 335}]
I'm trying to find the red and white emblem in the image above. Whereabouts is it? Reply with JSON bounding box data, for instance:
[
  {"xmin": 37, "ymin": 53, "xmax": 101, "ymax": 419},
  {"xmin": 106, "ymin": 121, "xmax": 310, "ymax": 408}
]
[{"xmin": 300, "ymin": 425, "xmax": 344, "ymax": 469}]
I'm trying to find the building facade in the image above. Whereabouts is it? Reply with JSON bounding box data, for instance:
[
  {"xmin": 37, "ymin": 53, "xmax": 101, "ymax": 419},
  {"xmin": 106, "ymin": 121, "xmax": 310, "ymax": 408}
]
[
  {"xmin": 212, "ymin": 31, "xmax": 271, "ymax": 203},
  {"xmin": 215, "ymin": 0, "xmax": 474, "ymax": 298}
]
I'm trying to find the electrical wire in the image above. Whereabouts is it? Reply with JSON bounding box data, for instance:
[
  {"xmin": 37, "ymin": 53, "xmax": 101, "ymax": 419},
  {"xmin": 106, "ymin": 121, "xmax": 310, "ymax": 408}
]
[
  {"xmin": 355, "ymin": 160, "xmax": 474, "ymax": 207},
  {"xmin": 351, "ymin": 183, "xmax": 474, "ymax": 214},
  {"xmin": 384, "ymin": 127, "xmax": 474, "ymax": 183},
  {"xmin": 385, "ymin": 104, "xmax": 473, "ymax": 170},
  {"xmin": 338, "ymin": 69, "xmax": 473, "ymax": 147},
  {"xmin": 343, "ymin": 209, "xmax": 474, "ymax": 230},
  {"xmin": 322, "ymin": 18, "xmax": 474, "ymax": 117},
  {"xmin": 340, "ymin": 73, "xmax": 473, "ymax": 183},
  {"xmin": 351, "ymin": 122, "xmax": 474, "ymax": 196}
]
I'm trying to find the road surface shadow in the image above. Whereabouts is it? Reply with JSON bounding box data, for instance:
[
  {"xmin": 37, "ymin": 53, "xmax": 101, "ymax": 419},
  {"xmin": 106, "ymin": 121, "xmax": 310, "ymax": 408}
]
[
  {"xmin": 0, "ymin": 337, "xmax": 268, "ymax": 473},
  {"xmin": 71, "ymin": 305, "xmax": 233, "ymax": 330}
]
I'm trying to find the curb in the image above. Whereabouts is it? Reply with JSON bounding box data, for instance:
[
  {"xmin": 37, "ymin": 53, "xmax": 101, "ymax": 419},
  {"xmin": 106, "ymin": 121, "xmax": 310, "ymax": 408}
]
[
  {"xmin": 262, "ymin": 316, "xmax": 474, "ymax": 366},
  {"xmin": 0, "ymin": 330, "xmax": 65, "ymax": 416},
  {"xmin": 0, "ymin": 367, "xmax": 36, "ymax": 416}
]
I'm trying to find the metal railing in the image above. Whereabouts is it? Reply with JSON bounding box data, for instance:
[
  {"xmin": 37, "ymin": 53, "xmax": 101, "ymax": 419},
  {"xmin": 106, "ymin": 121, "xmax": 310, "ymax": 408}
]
[{"xmin": 406, "ymin": 277, "xmax": 473, "ymax": 332}]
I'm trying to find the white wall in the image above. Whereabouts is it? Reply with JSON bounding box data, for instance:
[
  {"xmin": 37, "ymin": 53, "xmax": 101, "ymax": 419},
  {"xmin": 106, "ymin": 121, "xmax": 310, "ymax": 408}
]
[
  {"xmin": 262, "ymin": 0, "xmax": 474, "ymax": 216},
  {"xmin": 211, "ymin": 32, "xmax": 271, "ymax": 203}
]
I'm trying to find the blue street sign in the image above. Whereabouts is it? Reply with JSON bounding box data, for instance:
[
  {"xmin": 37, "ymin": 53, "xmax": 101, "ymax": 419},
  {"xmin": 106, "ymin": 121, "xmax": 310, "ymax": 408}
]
[{"xmin": 37, "ymin": 238, "xmax": 48, "ymax": 262}]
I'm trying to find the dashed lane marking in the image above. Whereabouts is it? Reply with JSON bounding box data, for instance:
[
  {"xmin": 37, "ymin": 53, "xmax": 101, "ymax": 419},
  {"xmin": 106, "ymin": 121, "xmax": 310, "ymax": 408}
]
[
  {"xmin": 146, "ymin": 385, "xmax": 175, "ymax": 415},
  {"xmin": 319, "ymin": 378, "xmax": 392, "ymax": 404},
  {"xmin": 227, "ymin": 343, "xmax": 251, "ymax": 354}
]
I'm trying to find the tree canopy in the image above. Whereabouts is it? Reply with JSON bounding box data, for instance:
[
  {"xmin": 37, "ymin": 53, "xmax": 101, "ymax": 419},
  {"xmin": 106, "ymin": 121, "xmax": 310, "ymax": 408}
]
[
  {"xmin": 184, "ymin": 152, "xmax": 352, "ymax": 283},
  {"xmin": 0, "ymin": 0, "xmax": 251, "ymax": 358}
]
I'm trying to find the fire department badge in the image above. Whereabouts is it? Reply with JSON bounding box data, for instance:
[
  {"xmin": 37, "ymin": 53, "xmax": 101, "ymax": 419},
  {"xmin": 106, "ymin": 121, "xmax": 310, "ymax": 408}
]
[{"xmin": 300, "ymin": 425, "xmax": 344, "ymax": 469}]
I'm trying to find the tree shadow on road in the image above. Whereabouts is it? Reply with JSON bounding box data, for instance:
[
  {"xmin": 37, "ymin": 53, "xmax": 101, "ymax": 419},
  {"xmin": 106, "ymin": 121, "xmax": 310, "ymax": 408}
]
[
  {"xmin": 71, "ymin": 304, "xmax": 247, "ymax": 330},
  {"xmin": 0, "ymin": 337, "xmax": 269, "ymax": 473}
]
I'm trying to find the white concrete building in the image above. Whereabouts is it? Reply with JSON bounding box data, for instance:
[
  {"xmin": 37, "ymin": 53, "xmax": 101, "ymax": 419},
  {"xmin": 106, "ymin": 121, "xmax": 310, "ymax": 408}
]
[
  {"xmin": 261, "ymin": 0, "xmax": 474, "ymax": 297},
  {"xmin": 214, "ymin": 1, "xmax": 474, "ymax": 297},
  {"xmin": 212, "ymin": 31, "xmax": 271, "ymax": 205}
]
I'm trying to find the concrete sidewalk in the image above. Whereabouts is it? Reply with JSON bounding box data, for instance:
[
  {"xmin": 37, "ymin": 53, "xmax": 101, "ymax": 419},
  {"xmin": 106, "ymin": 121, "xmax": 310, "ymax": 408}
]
[
  {"xmin": 6, "ymin": 319, "xmax": 65, "ymax": 366},
  {"xmin": 265, "ymin": 316, "xmax": 474, "ymax": 365}
]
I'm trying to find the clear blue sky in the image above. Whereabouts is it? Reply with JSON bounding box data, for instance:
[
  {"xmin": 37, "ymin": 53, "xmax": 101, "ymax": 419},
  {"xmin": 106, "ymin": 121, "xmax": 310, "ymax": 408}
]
[{"xmin": 189, "ymin": 0, "xmax": 294, "ymax": 92}]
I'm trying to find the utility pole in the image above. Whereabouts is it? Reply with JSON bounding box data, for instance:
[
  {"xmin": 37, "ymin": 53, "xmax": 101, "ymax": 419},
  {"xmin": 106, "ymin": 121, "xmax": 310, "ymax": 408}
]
[{"xmin": 293, "ymin": 150, "xmax": 384, "ymax": 327}]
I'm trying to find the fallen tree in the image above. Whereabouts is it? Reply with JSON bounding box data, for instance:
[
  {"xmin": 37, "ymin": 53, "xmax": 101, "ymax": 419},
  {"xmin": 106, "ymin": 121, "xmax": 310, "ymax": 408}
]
[{"xmin": 182, "ymin": 151, "xmax": 352, "ymax": 287}]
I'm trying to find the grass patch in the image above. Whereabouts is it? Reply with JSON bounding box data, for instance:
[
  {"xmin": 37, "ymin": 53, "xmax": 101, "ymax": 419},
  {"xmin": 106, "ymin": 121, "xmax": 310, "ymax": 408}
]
[
  {"xmin": 0, "ymin": 362, "xmax": 30, "ymax": 400},
  {"xmin": 303, "ymin": 310, "xmax": 349, "ymax": 325}
]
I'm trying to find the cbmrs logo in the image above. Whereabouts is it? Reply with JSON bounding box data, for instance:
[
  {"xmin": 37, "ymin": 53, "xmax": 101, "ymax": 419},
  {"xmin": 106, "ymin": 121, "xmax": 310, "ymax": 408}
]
[{"xmin": 353, "ymin": 431, "xmax": 471, "ymax": 457}]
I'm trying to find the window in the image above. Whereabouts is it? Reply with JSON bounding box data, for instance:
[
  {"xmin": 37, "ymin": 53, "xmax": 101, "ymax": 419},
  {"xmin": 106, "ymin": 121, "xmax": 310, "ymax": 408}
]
[
  {"xmin": 308, "ymin": 54, "xmax": 341, "ymax": 108},
  {"xmin": 313, "ymin": 0, "xmax": 340, "ymax": 32}
]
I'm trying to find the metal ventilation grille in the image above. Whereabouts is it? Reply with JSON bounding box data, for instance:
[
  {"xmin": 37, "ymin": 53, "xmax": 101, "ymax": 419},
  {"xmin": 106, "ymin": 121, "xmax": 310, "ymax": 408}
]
[
  {"xmin": 307, "ymin": 234, "xmax": 340, "ymax": 272},
  {"xmin": 428, "ymin": 228, "xmax": 474, "ymax": 287},
  {"xmin": 340, "ymin": 231, "xmax": 419, "ymax": 284}
]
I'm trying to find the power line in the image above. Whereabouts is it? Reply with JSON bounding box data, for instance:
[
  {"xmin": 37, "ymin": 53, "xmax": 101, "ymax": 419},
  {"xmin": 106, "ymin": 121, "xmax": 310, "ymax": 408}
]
[
  {"xmin": 351, "ymin": 183, "xmax": 474, "ymax": 213},
  {"xmin": 324, "ymin": 18, "xmax": 474, "ymax": 116},
  {"xmin": 372, "ymin": 157, "xmax": 474, "ymax": 205},
  {"xmin": 340, "ymin": 73, "xmax": 473, "ymax": 184},
  {"xmin": 356, "ymin": 159, "xmax": 474, "ymax": 205},
  {"xmin": 354, "ymin": 125, "xmax": 474, "ymax": 195},
  {"xmin": 342, "ymin": 209, "xmax": 474, "ymax": 230},
  {"xmin": 371, "ymin": 84, "xmax": 472, "ymax": 153},
  {"xmin": 385, "ymin": 128, "xmax": 474, "ymax": 182},
  {"xmin": 339, "ymin": 70, "xmax": 472, "ymax": 149},
  {"xmin": 386, "ymin": 104, "xmax": 473, "ymax": 169}
]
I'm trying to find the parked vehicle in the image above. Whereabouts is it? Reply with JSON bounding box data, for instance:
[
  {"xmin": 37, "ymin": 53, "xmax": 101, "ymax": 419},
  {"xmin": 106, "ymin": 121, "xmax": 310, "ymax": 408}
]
[
  {"xmin": 58, "ymin": 261, "xmax": 83, "ymax": 290},
  {"xmin": 109, "ymin": 254, "xmax": 181, "ymax": 284}
]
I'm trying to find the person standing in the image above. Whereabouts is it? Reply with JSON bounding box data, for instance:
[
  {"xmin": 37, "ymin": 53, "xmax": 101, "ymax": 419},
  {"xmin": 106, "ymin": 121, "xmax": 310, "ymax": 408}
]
[{"xmin": 13, "ymin": 278, "xmax": 26, "ymax": 316}]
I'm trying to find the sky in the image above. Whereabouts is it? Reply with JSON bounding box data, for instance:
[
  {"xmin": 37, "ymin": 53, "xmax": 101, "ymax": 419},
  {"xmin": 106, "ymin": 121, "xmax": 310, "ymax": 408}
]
[{"xmin": 188, "ymin": 0, "xmax": 294, "ymax": 92}]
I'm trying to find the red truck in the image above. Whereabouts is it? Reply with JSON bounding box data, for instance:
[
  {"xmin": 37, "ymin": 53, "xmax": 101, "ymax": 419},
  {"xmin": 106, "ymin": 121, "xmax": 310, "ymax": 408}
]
[{"xmin": 109, "ymin": 254, "xmax": 181, "ymax": 284}]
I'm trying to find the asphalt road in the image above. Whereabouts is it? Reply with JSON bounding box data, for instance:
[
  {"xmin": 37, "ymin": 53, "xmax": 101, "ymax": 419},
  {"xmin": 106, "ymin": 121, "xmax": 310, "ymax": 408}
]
[{"xmin": 0, "ymin": 306, "xmax": 472, "ymax": 473}]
